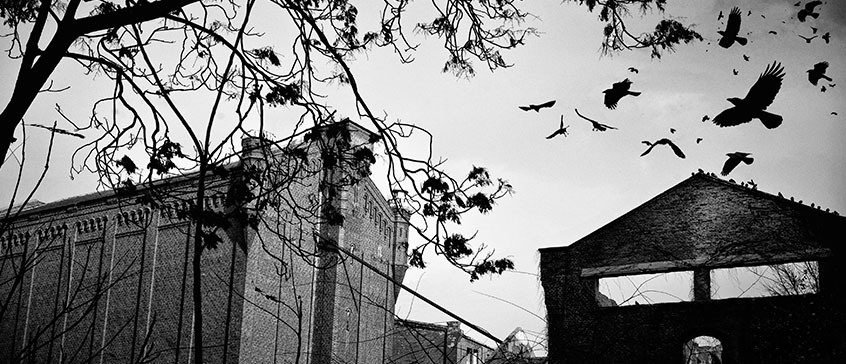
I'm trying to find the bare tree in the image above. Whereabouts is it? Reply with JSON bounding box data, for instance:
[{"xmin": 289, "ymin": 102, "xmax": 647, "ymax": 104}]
[{"xmin": 0, "ymin": 1, "xmax": 703, "ymax": 363}]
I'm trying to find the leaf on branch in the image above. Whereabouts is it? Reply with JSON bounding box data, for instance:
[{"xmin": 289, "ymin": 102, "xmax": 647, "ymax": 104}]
[
  {"xmin": 421, "ymin": 177, "xmax": 449, "ymax": 194},
  {"xmin": 470, "ymin": 258, "xmax": 514, "ymax": 282},
  {"xmin": 444, "ymin": 234, "xmax": 473, "ymax": 259},
  {"xmin": 116, "ymin": 155, "xmax": 138, "ymax": 174},
  {"xmin": 467, "ymin": 166, "xmax": 491, "ymax": 186},
  {"xmin": 252, "ymin": 47, "xmax": 280, "ymax": 66},
  {"xmin": 467, "ymin": 193, "xmax": 493, "ymax": 214},
  {"xmin": 265, "ymin": 83, "xmax": 301, "ymax": 107},
  {"xmin": 409, "ymin": 247, "xmax": 426, "ymax": 268},
  {"xmin": 201, "ymin": 230, "xmax": 223, "ymax": 250}
]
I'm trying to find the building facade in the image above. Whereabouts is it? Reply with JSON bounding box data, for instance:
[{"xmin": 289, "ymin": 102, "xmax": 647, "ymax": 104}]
[
  {"xmin": 539, "ymin": 172, "xmax": 846, "ymax": 363},
  {"xmin": 0, "ymin": 124, "xmax": 410, "ymax": 363},
  {"xmin": 391, "ymin": 319, "xmax": 493, "ymax": 364}
]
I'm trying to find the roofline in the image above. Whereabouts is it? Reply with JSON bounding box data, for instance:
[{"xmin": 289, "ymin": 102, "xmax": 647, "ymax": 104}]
[
  {"xmin": 540, "ymin": 170, "xmax": 846, "ymax": 254},
  {"xmin": 1, "ymin": 161, "xmax": 243, "ymax": 221}
]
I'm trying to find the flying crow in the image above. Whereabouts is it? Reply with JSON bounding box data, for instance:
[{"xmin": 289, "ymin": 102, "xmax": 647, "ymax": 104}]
[
  {"xmin": 546, "ymin": 116, "xmax": 570, "ymax": 139},
  {"xmin": 641, "ymin": 139, "xmax": 686, "ymax": 159},
  {"xmin": 807, "ymin": 62, "xmax": 832, "ymax": 85},
  {"xmin": 603, "ymin": 78, "xmax": 641, "ymax": 109},
  {"xmin": 798, "ymin": 34, "xmax": 817, "ymax": 43},
  {"xmin": 822, "ymin": 32, "xmax": 830, "ymax": 43},
  {"xmin": 798, "ymin": 1, "xmax": 822, "ymax": 22},
  {"xmin": 519, "ymin": 100, "xmax": 556, "ymax": 112},
  {"xmin": 718, "ymin": 8, "xmax": 748, "ymax": 48},
  {"xmin": 721, "ymin": 152, "xmax": 754, "ymax": 176},
  {"xmin": 713, "ymin": 61, "xmax": 785, "ymax": 129},
  {"xmin": 574, "ymin": 109, "xmax": 617, "ymax": 131}
]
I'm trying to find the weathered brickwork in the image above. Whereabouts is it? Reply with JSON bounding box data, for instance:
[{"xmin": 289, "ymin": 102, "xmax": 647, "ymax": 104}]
[
  {"xmin": 540, "ymin": 172, "xmax": 846, "ymax": 364},
  {"xmin": 1, "ymin": 125, "xmax": 411, "ymax": 363}
]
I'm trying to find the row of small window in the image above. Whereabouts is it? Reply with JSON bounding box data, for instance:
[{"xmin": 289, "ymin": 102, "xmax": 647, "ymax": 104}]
[{"xmin": 358, "ymin": 189, "xmax": 392, "ymax": 241}]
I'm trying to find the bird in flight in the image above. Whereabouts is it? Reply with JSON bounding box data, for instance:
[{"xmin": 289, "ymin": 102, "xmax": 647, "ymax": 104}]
[
  {"xmin": 717, "ymin": 11, "xmax": 724, "ymax": 21},
  {"xmin": 798, "ymin": 34, "xmax": 817, "ymax": 43},
  {"xmin": 641, "ymin": 139, "xmax": 686, "ymax": 159},
  {"xmin": 807, "ymin": 62, "xmax": 832, "ymax": 85},
  {"xmin": 798, "ymin": 1, "xmax": 822, "ymax": 22},
  {"xmin": 733, "ymin": 69, "xmax": 739, "ymax": 76},
  {"xmin": 546, "ymin": 116, "xmax": 570, "ymax": 139},
  {"xmin": 743, "ymin": 54, "xmax": 750, "ymax": 61},
  {"xmin": 628, "ymin": 67, "xmax": 639, "ymax": 73},
  {"xmin": 822, "ymin": 32, "xmax": 830, "ymax": 44},
  {"xmin": 718, "ymin": 8, "xmax": 748, "ymax": 48},
  {"xmin": 832, "ymin": 112, "xmax": 838, "ymax": 116},
  {"xmin": 768, "ymin": 30, "xmax": 778, "ymax": 35},
  {"xmin": 670, "ymin": 128, "xmax": 676, "ymax": 134},
  {"xmin": 603, "ymin": 78, "xmax": 641, "ymax": 109},
  {"xmin": 696, "ymin": 138, "xmax": 703, "ymax": 144},
  {"xmin": 811, "ymin": 26, "xmax": 818, "ymax": 34},
  {"xmin": 713, "ymin": 61, "xmax": 785, "ymax": 129},
  {"xmin": 821, "ymin": 86, "xmax": 827, "ymax": 92},
  {"xmin": 519, "ymin": 100, "xmax": 556, "ymax": 112},
  {"xmin": 721, "ymin": 152, "xmax": 754, "ymax": 176},
  {"xmin": 574, "ymin": 108, "xmax": 617, "ymax": 131}
]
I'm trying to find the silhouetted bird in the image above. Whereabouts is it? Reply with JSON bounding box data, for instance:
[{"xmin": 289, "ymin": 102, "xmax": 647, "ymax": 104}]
[
  {"xmin": 713, "ymin": 61, "xmax": 785, "ymax": 129},
  {"xmin": 807, "ymin": 62, "xmax": 832, "ymax": 85},
  {"xmin": 743, "ymin": 54, "xmax": 750, "ymax": 61},
  {"xmin": 822, "ymin": 32, "xmax": 830, "ymax": 43},
  {"xmin": 747, "ymin": 10, "xmax": 752, "ymax": 16},
  {"xmin": 519, "ymin": 100, "xmax": 556, "ymax": 112},
  {"xmin": 798, "ymin": 34, "xmax": 817, "ymax": 43},
  {"xmin": 717, "ymin": 11, "xmax": 724, "ymax": 21},
  {"xmin": 116, "ymin": 155, "xmax": 138, "ymax": 174},
  {"xmin": 721, "ymin": 152, "xmax": 753, "ymax": 176},
  {"xmin": 546, "ymin": 116, "xmax": 570, "ymax": 139},
  {"xmin": 798, "ymin": 1, "xmax": 822, "ymax": 22},
  {"xmin": 641, "ymin": 139, "xmax": 686, "ymax": 159},
  {"xmin": 768, "ymin": 30, "xmax": 778, "ymax": 35},
  {"xmin": 794, "ymin": 1, "xmax": 801, "ymax": 6},
  {"xmin": 821, "ymin": 86, "xmax": 827, "ymax": 92},
  {"xmin": 670, "ymin": 128, "xmax": 676, "ymax": 134},
  {"xmin": 733, "ymin": 69, "xmax": 739, "ymax": 76},
  {"xmin": 603, "ymin": 78, "xmax": 641, "ymax": 109},
  {"xmin": 628, "ymin": 67, "xmax": 639, "ymax": 73},
  {"xmin": 696, "ymin": 137, "xmax": 703, "ymax": 144},
  {"xmin": 574, "ymin": 108, "xmax": 617, "ymax": 131},
  {"xmin": 811, "ymin": 26, "xmax": 818, "ymax": 34},
  {"xmin": 829, "ymin": 83, "xmax": 836, "ymax": 87},
  {"xmin": 702, "ymin": 115, "xmax": 710, "ymax": 122},
  {"xmin": 718, "ymin": 8, "xmax": 748, "ymax": 48},
  {"xmin": 832, "ymin": 112, "xmax": 838, "ymax": 116}
]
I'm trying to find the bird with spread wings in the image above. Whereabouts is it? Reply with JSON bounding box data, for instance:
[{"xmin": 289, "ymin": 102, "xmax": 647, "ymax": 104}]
[
  {"xmin": 546, "ymin": 116, "xmax": 570, "ymax": 139},
  {"xmin": 807, "ymin": 62, "xmax": 832, "ymax": 86},
  {"xmin": 603, "ymin": 78, "xmax": 641, "ymax": 109},
  {"xmin": 721, "ymin": 152, "xmax": 754, "ymax": 176},
  {"xmin": 798, "ymin": 1, "xmax": 822, "ymax": 22},
  {"xmin": 574, "ymin": 109, "xmax": 617, "ymax": 132},
  {"xmin": 718, "ymin": 7, "xmax": 748, "ymax": 48},
  {"xmin": 713, "ymin": 61, "xmax": 785, "ymax": 129},
  {"xmin": 518, "ymin": 100, "xmax": 556, "ymax": 112},
  {"xmin": 641, "ymin": 139, "xmax": 686, "ymax": 159}
]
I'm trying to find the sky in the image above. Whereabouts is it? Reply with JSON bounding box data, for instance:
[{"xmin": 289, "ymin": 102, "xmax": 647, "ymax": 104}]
[{"xmin": 2, "ymin": 0, "xmax": 846, "ymax": 355}]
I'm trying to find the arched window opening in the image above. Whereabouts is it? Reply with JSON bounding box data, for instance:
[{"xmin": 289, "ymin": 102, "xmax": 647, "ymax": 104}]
[{"xmin": 683, "ymin": 336, "xmax": 722, "ymax": 364}]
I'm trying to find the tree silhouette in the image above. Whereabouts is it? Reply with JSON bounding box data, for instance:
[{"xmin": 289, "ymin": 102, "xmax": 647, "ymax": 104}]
[{"xmin": 0, "ymin": 1, "xmax": 705, "ymax": 362}]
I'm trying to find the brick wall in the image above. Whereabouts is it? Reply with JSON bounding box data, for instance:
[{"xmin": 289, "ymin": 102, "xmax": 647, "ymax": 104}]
[{"xmin": 539, "ymin": 173, "xmax": 846, "ymax": 364}]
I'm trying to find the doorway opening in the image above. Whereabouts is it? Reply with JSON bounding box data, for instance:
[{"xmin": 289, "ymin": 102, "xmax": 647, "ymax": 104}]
[{"xmin": 683, "ymin": 335, "xmax": 722, "ymax": 364}]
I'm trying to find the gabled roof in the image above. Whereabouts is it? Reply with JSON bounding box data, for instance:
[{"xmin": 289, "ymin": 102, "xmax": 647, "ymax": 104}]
[{"xmin": 541, "ymin": 172, "xmax": 845, "ymax": 277}]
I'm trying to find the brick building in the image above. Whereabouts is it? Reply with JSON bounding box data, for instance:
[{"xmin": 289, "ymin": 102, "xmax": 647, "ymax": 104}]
[
  {"xmin": 0, "ymin": 123, "xmax": 410, "ymax": 363},
  {"xmin": 391, "ymin": 318, "xmax": 493, "ymax": 364},
  {"xmin": 539, "ymin": 172, "xmax": 846, "ymax": 363}
]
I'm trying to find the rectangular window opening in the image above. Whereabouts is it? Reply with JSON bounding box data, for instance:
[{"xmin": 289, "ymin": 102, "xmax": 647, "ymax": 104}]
[
  {"xmin": 711, "ymin": 261, "xmax": 819, "ymax": 299},
  {"xmin": 598, "ymin": 271, "xmax": 693, "ymax": 306}
]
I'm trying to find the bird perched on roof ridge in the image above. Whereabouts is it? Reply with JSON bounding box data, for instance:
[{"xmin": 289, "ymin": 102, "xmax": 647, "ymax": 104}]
[
  {"xmin": 721, "ymin": 152, "xmax": 754, "ymax": 176},
  {"xmin": 718, "ymin": 7, "xmax": 748, "ymax": 48},
  {"xmin": 807, "ymin": 62, "xmax": 832, "ymax": 86},
  {"xmin": 641, "ymin": 139, "xmax": 686, "ymax": 159},
  {"xmin": 713, "ymin": 61, "xmax": 785, "ymax": 129},
  {"xmin": 518, "ymin": 100, "xmax": 556, "ymax": 112},
  {"xmin": 798, "ymin": 1, "xmax": 822, "ymax": 22},
  {"xmin": 603, "ymin": 78, "xmax": 641, "ymax": 109}
]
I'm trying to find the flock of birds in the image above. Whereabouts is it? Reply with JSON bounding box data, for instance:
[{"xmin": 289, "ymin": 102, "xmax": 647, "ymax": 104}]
[{"xmin": 518, "ymin": 1, "xmax": 837, "ymax": 178}]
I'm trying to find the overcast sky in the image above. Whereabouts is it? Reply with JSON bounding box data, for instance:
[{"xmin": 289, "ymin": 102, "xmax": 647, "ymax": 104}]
[{"xmin": 2, "ymin": 0, "xmax": 845, "ymax": 355}]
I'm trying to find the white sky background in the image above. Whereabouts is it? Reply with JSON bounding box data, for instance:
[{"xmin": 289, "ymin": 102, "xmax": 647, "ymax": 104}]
[{"xmin": 2, "ymin": 0, "xmax": 846, "ymax": 355}]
